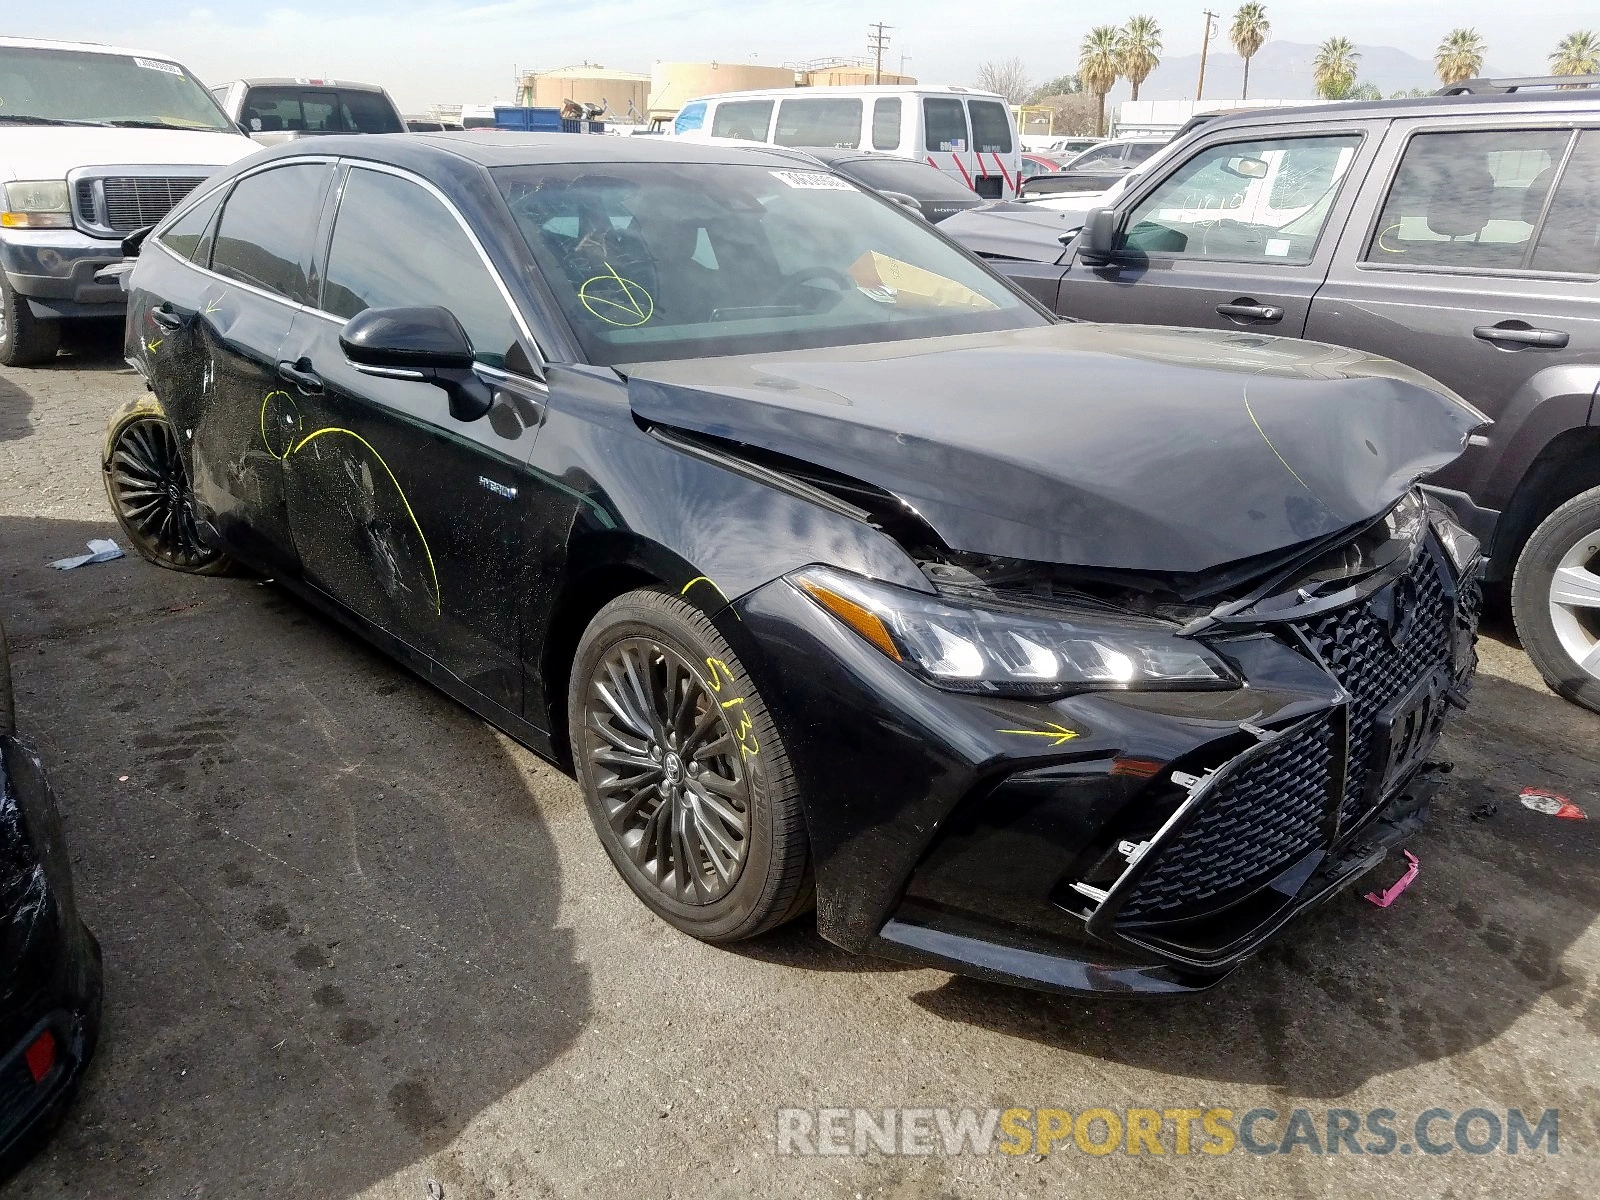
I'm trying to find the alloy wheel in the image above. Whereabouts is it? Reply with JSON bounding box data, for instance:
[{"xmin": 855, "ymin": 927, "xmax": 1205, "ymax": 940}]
[
  {"xmin": 1547, "ymin": 527, "xmax": 1600, "ymax": 682},
  {"xmin": 581, "ymin": 637, "xmax": 751, "ymax": 905},
  {"xmin": 108, "ymin": 417, "xmax": 215, "ymax": 568}
]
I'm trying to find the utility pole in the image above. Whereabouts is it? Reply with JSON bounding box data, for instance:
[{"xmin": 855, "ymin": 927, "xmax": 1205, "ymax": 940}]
[
  {"xmin": 1196, "ymin": 10, "xmax": 1219, "ymax": 101},
  {"xmin": 868, "ymin": 22, "xmax": 892, "ymax": 85}
]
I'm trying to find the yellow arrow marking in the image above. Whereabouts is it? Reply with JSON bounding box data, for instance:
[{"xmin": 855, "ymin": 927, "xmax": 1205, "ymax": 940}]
[{"xmin": 997, "ymin": 722, "xmax": 1080, "ymax": 748}]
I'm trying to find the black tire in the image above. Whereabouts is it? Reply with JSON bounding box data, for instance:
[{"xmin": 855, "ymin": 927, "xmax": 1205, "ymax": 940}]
[
  {"xmin": 101, "ymin": 395, "xmax": 235, "ymax": 575},
  {"xmin": 568, "ymin": 589, "xmax": 812, "ymax": 943},
  {"xmin": 0, "ymin": 620, "xmax": 14, "ymax": 736},
  {"xmin": 1512, "ymin": 484, "xmax": 1600, "ymax": 714},
  {"xmin": 0, "ymin": 271, "xmax": 60, "ymax": 368}
]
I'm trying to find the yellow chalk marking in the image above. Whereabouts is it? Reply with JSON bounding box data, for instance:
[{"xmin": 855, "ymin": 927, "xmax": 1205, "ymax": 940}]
[
  {"xmin": 579, "ymin": 262, "xmax": 653, "ymax": 327},
  {"xmin": 290, "ymin": 426, "xmax": 441, "ymax": 615},
  {"xmin": 997, "ymin": 722, "xmax": 1080, "ymax": 748},
  {"xmin": 145, "ymin": 338, "xmax": 162, "ymax": 353},
  {"xmin": 1244, "ymin": 392, "xmax": 1316, "ymax": 497},
  {"xmin": 259, "ymin": 390, "xmax": 299, "ymax": 461}
]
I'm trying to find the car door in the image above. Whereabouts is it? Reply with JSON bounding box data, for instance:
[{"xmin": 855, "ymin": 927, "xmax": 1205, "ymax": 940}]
[
  {"xmin": 184, "ymin": 160, "xmax": 335, "ymax": 575},
  {"xmin": 274, "ymin": 162, "xmax": 547, "ymax": 715},
  {"xmin": 1306, "ymin": 121, "xmax": 1600, "ymax": 515},
  {"xmin": 1054, "ymin": 124, "xmax": 1378, "ymax": 335}
]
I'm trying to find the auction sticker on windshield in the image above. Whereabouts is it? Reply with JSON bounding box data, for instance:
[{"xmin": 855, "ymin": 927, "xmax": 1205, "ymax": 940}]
[
  {"xmin": 770, "ymin": 170, "xmax": 855, "ymax": 191},
  {"xmin": 133, "ymin": 57, "xmax": 184, "ymax": 75}
]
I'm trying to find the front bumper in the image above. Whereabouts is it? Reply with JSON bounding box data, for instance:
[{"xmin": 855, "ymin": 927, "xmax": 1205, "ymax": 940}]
[
  {"xmin": 731, "ymin": 529, "xmax": 1481, "ymax": 997},
  {"xmin": 0, "ymin": 230, "xmax": 126, "ymax": 315}
]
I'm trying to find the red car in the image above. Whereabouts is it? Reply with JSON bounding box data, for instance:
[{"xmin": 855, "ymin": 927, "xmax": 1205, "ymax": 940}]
[{"xmin": 1019, "ymin": 151, "xmax": 1071, "ymax": 180}]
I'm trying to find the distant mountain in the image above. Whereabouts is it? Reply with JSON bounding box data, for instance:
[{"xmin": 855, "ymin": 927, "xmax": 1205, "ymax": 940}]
[{"xmin": 1105, "ymin": 40, "xmax": 1526, "ymax": 102}]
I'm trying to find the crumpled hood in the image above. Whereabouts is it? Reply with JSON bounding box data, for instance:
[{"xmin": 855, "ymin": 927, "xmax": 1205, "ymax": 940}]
[
  {"xmin": 0, "ymin": 126, "xmax": 256, "ymax": 182},
  {"xmin": 626, "ymin": 323, "xmax": 1486, "ymax": 574}
]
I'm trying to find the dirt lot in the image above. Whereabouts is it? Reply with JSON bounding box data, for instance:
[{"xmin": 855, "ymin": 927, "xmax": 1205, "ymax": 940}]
[{"xmin": 3, "ymin": 332, "xmax": 1598, "ymax": 1199}]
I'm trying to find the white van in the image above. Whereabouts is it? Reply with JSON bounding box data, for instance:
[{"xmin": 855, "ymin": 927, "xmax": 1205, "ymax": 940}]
[{"xmin": 670, "ymin": 85, "xmax": 1024, "ymax": 201}]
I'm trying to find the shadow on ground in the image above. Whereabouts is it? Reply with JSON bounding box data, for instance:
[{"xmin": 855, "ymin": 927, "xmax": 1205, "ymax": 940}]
[
  {"xmin": 0, "ymin": 375, "xmax": 33, "ymax": 444},
  {"xmin": 3, "ymin": 516, "xmax": 591, "ymax": 1199}
]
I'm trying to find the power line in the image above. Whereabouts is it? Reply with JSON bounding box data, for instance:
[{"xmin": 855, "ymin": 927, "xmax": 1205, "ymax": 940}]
[{"xmin": 868, "ymin": 22, "xmax": 893, "ymax": 85}]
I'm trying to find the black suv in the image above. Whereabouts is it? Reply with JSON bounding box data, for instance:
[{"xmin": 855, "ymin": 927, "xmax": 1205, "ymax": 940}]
[{"xmin": 946, "ymin": 79, "xmax": 1600, "ymax": 712}]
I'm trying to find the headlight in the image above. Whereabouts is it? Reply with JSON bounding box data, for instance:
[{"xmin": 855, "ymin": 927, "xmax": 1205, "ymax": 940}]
[
  {"xmin": 792, "ymin": 565, "xmax": 1237, "ymax": 696},
  {"xmin": 2, "ymin": 180, "xmax": 72, "ymax": 229}
]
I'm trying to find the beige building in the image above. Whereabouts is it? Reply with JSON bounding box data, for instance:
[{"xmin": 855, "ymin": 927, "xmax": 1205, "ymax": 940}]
[
  {"xmin": 515, "ymin": 64, "xmax": 652, "ymax": 122},
  {"xmin": 647, "ymin": 60, "xmax": 917, "ymax": 123}
]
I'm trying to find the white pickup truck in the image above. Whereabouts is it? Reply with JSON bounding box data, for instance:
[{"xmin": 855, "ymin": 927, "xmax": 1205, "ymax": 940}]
[{"xmin": 0, "ymin": 37, "xmax": 257, "ymax": 366}]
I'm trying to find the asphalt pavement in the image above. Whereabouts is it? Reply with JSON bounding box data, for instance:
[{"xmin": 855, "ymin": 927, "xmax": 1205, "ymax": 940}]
[{"xmin": 2, "ymin": 329, "xmax": 1597, "ymax": 1199}]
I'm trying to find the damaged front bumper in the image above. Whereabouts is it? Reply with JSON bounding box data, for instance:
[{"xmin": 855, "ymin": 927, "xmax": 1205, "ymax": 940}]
[
  {"xmin": 732, "ymin": 516, "xmax": 1483, "ymax": 998},
  {"xmin": 0, "ymin": 734, "xmax": 103, "ymax": 1180}
]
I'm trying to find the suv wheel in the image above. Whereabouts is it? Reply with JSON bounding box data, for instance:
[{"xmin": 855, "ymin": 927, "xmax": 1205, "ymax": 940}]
[
  {"xmin": 1512, "ymin": 485, "xmax": 1600, "ymax": 713},
  {"xmin": 0, "ymin": 271, "xmax": 61, "ymax": 367}
]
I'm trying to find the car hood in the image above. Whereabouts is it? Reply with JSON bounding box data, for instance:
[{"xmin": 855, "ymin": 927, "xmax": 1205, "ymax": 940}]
[
  {"xmin": 941, "ymin": 202, "xmax": 1078, "ymax": 262},
  {"xmin": 0, "ymin": 126, "xmax": 256, "ymax": 181},
  {"xmin": 625, "ymin": 323, "xmax": 1486, "ymax": 575}
]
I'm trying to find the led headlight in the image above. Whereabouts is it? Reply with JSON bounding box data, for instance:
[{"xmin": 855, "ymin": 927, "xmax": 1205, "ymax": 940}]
[
  {"xmin": 792, "ymin": 565, "xmax": 1237, "ymax": 696},
  {"xmin": 2, "ymin": 180, "xmax": 73, "ymax": 229}
]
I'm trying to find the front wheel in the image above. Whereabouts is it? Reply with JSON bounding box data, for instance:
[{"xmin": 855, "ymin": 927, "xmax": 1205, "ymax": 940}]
[
  {"xmin": 1512, "ymin": 484, "xmax": 1600, "ymax": 714},
  {"xmin": 102, "ymin": 397, "xmax": 234, "ymax": 575},
  {"xmin": 568, "ymin": 589, "xmax": 811, "ymax": 942},
  {"xmin": 0, "ymin": 271, "xmax": 60, "ymax": 367}
]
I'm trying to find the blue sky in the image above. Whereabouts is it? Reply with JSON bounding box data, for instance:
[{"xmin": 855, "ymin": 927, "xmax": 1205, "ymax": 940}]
[{"xmin": 9, "ymin": 2, "xmax": 1597, "ymax": 108}]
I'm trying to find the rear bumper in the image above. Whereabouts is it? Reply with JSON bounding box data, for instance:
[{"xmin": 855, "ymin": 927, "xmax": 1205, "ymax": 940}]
[{"xmin": 0, "ymin": 231, "xmax": 126, "ymax": 314}]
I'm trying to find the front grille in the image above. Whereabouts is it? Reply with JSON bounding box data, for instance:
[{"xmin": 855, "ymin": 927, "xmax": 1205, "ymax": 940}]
[
  {"xmin": 1118, "ymin": 716, "xmax": 1337, "ymax": 922},
  {"xmin": 1295, "ymin": 550, "xmax": 1454, "ymax": 826},
  {"xmin": 98, "ymin": 176, "xmax": 207, "ymax": 233},
  {"xmin": 73, "ymin": 179, "xmax": 96, "ymax": 224}
]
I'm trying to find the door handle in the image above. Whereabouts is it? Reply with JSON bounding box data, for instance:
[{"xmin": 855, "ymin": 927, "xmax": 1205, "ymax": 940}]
[
  {"xmin": 149, "ymin": 304, "xmax": 184, "ymax": 331},
  {"xmin": 1473, "ymin": 324, "xmax": 1569, "ymax": 349},
  {"xmin": 1216, "ymin": 301, "xmax": 1285, "ymax": 323},
  {"xmin": 276, "ymin": 357, "xmax": 324, "ymax": 394}
]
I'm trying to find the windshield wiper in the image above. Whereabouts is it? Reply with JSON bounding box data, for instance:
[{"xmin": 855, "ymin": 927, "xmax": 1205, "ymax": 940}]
[
  {"xmin": 0, "ymin": 115, "xmax": 112, "ymax": 127},
  {"xmin": 104, "ymin": 119, "xmax": 218, "ymax": 130}
]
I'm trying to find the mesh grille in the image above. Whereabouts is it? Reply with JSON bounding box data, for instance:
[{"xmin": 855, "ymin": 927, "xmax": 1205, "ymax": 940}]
[
  {"xmin": 74, "ymin": 179, "xmax": 96, "ymax": 223},
  {"xmin": 95, "ymin": 176, "xmax": 208, "ymax": 233},
  {"xmin": 1118, "ymin": 716, "xmax": 1336, "ymax": 921},
  {"xmin": 1296, "ymin": 550, "xmax": 1454, "ymax": 826}
]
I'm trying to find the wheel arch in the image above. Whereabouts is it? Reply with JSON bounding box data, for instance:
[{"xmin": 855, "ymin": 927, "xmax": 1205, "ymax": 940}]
[{"xmin": 1491, "ymin": 424, "xmax": 1600, "ymax": 581}]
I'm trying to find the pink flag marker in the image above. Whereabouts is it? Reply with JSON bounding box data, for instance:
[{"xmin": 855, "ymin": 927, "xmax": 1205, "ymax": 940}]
[{"xmin": 1365, "ymin": 851, "xmax": 1420, "ymax": 908}]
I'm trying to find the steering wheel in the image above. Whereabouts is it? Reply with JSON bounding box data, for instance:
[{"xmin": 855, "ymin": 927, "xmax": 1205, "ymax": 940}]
[{"xmin": 774, "ymin": 265, "xmax": 854, "ymax": 312}]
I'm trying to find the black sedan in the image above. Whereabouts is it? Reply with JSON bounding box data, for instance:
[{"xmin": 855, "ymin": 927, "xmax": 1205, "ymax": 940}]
[
  {"xmin": 104, "ymin": 133, "xmax": 1485, "ymax": 996},
  {"xmin": 1, "ymin": 621, "xmax": 101, "ymax": 1181},
  {"xmin": 781, "ymin": 147, "xmax": 985, "ymax": 223}
]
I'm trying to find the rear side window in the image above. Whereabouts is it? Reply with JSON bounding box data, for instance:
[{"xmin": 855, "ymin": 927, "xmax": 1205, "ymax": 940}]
[
  {"xmin": 158, "ymin": 187, "xmax": 225, "ymax": 263},
  {"xmin": 710, "ymin": 100, "xmax": 773, "ymax": 141},
  {"xmin": 774, "ymin": 97, "xmax": 863, "ymax": 148},
  {"xmin": 339, "ymin": 90, "xmax": 402, "ymax": 133},
  {"xmin": 872, "ymin": 98, "xmax": 902, "ymax": 150},
  {"xmin": 210, "ymin": 164, "xmax": 331, "ymax": 301},
  {"xmin": 967, "ymin": 100, "xmax": 1013, "ymax": 154},
  {"xmin": 1068, "ymin": 144, "xmax": 1122, "ymax": 169},
  {"xmin": 923, "ymin": 98, "xmax": 968, "ymax": 152},
  {"xmin": 1531, "ymin": 131, "xmax": 1600, "ymax": 275},
  {"xmin": 321, "ymin": 168, "xmax": 520, "ymax": 368},
  {"xmin": 1365, "ymin": 129, "xmax": 1574, "ymax": 272}
]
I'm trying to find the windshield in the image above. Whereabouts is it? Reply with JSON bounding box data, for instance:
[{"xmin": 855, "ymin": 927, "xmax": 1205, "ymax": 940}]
[
  {"xmin": 0, "ymin": 45, "xmax": 235, "ymax": 131},
  {"xmin": 495, "ymin": 162, "xmax": 1040, "ymax": 366},
  {"xmin": 841, "ymin": 157, "xmax": 980, "ymax": 201}
]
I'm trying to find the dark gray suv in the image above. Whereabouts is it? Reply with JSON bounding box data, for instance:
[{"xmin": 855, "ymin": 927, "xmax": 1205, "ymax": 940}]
[{"xmin": 946, "ymin": 80, "xmax": 1600, "ymax": 713}]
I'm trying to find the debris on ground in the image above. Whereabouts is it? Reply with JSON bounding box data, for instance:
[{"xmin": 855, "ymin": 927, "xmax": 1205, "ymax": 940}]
[
  {"xmin": 424, "ymin": 1178, "xmax": 444, "ymax": 1200},
  {"xmin": 49, "ymin": 539, "xmax": 125, "ymax": 570},
  {"xmin": 1519, "ymin": 788, "xmax": 1587, "ymax": 820},
  {"xmin": 1470, "ymin": 801, "xmax": 1499, "ymax": 821},
  {"xmin": 1365, "ymin": 851, "xmax": 1420, "ymax": 908}
]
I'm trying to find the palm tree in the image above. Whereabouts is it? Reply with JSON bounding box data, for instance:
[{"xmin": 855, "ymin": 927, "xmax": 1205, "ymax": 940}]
[
  {"xmin": 1435, "ymin": 29, "xmax": 1486, "ymax": 87},
  {"xmin": 1313, "ymin": 37, "xmax": 1360, "ymax": 100},
  {"xmin": 1117, "ymin": 16, "xmax": 1163, "ymax": 102},
  {"xmin": 1230, "ymin": 4, "xmax": 1271, "ymax": 99},
  {"xmin": 1549, "ymin": 30, "xmax": 1600, "ymax": 77},
  {"xmin": 1079, "ymin": 26, "xmax": 1122, "ymax": 136}
]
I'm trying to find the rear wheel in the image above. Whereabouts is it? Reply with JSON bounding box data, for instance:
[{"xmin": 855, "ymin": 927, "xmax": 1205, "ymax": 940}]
[
  {"xmin": 568, "ymin": 589, "xmax": 811, "ymax": 942},
  {"xmin": 102, "ymin": 399, "xmax": 233, "ymax": 575},
  {"xmin": 0, "ymin": 272, "xmax": 60, "ymax": 367},
  {"xmin": 1512, "ymin": 485, "xmax": 1600, "ymax": 714}
]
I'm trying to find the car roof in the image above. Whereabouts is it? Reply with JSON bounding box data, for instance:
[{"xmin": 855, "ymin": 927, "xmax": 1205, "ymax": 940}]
[
  {"xmin": 685, "ymin": 84, "xmax": 1008, "ymax": 103},
  {"xmin": 0, "ymin": 34, "xmax": 178, "ymax": 60},
  {"xmin": 245, "ymin": 131, "xmax": 854, "ymax": 172},
  {"xmin": 229, "ymin": 77, "xmax": 390, "ymax": 93},
  {"xmin": 1196, "ymin": 89, "xmax": 1600, "ymax": 134}
]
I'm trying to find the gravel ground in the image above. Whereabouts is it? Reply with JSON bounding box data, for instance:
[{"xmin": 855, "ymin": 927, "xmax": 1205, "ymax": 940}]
[{"xmin": 2, "ymin": 331, "xmax": 1597, "ymax": 1199}]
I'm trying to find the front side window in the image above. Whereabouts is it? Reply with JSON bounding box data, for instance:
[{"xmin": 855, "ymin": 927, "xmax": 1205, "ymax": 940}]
[
  {"xmin": 322, "ymin": 169, "xmax": 521, "ymax": 368},
  {"xmin": 774, "ymin": 98, "xmax": 863, "ymax": 148},
  {"xmin": 0, "ymin": 45, "xmax": 234, "ymax": 131},
  {"xmin": 1122, "ymin": 134, "xmax": 1362, "ymax": 264},
  {"xmin": 1366, "ymin": 129, "xmax": 1577, "ymax": 272},
  {"xmin": 923, "ymin": 98, "xmax": 968, "ymax": 152},
  {"xmin": 1531, "ymin": 131, "xmax": 1600, "ymax": 274},
  {"xmin": 496, "ymin": 162, "xmax": 1039, "ymax": 367},
  {"xmin": 872, "ymin": 98, "xmax": 902, "ymax": 151},
  {"xmin": 158, "ymin": 187, "xmax": 225, "ymax": 263},
  {"xmin": 967, "ymin": 101, "xmax": 1013, "ymax": 154},
  {"xmin": 210, "ymin": 164, "xmax": 331, "ymax": 301},
  {"xmin": 710, "ymin": 100, "xmax": 773, "ymax": 141}
]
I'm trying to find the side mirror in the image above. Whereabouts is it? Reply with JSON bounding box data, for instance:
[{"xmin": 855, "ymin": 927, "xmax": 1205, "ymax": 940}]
[
  {"xmin": 339, "ymin": 306, "xmax": 495, "ymax": 422},
  {"xmin": 121, "ymin": 225, "xmax": 154, "ymax": 257},
  {"xmin": 1076, "ymin": 207, "xmax": 1123, "ymax": 266}
]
